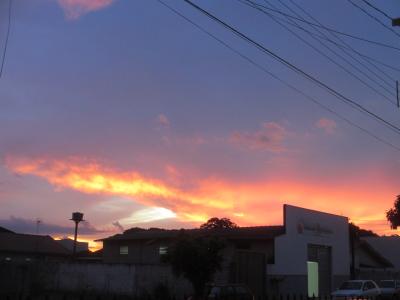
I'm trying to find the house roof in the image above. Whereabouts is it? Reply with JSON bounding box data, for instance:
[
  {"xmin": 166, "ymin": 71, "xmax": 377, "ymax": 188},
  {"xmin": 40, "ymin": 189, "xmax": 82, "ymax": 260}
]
[
  {"xmin": 0, "ymin": 232, "xmax": 70, "ymax": 256},
  {"xmin": 357, "ymin": 239, "xmax": 393, "ymax": 269},
  {"xmin": 0, "ymin": 226, "xmax": 14, "ymax": 233},
  {"xmin": 362, "ymin": 236, "xmax": 400, "ymax": 269},
  {"xmin": 99, "ymin": 226, "xmax": 285, "ymax": 242}
]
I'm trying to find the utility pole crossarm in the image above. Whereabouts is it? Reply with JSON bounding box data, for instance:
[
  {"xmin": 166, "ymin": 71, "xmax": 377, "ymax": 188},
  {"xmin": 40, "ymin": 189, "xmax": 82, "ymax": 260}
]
[{"xmin": 393, "ymin": 18, "xmax": 400, "ymax": 26}]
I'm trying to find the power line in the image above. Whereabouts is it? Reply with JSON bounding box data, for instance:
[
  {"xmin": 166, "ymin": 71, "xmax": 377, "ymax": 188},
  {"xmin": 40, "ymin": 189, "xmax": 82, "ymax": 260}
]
[
  {"xmin": 237, "ymin": 1, "xmax": 400, "ymax": 52},
  {"xmin": 243, "ymin": 0, "xmax": 397, "ymax": 106},
  {"xmin": 155, "ymin": 0, "xmax": 400, "ymax": 153},
  {"xmin": 360, "ymin": 0, "xmax": 392, "ymax": 21},
  {"xmin": 252, "ymin": 5, "xmax": 400, "ymax": 75},
  {"xmin": 285, "ymin": 0, "xmax": 397, "ymax": 93},
  {"xmin": 347, "ymin": 0, "xmax": 400, "ymax": 39},
  {"xmin": 0, "ymin": 0, "xmax": 12, "ymax": 79},
  {"xmin": 183, "ymin": 0, "xmax": 400, "ymax": 136}
]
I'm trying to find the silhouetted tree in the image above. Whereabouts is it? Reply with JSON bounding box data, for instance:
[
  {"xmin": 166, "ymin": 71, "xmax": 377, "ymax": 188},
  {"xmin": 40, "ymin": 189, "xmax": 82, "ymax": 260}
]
[
  {"xmin": 163, "ymin": 231, "xmax": 225, "ymax": 298},
  {"xmin": 387, "ymin": 195, "xmax": 400, "ymax": 229},
  {"xmin": 348, "ymin": 223, "xmax": 378, "ymax": 279},
  {"xmin": 200, "ymin": 217, "xmax": 238, "ymax": 230},
  {"xmin": 349, "ymin": 223, "xmax": 378, "ymax": 237}
]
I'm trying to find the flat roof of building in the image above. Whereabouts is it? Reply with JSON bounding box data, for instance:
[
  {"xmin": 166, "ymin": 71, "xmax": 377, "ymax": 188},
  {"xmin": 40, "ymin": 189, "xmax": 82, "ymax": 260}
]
[{"xmin": 99, "ymin": 225, "xmax": 285, "ymax": 242}]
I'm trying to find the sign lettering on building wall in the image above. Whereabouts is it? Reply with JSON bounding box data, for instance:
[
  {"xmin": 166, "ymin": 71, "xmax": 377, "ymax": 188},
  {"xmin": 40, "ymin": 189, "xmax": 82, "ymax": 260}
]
[{"xmin": 297, "ymin": 221, "xmax": 333, "ymax": 236}]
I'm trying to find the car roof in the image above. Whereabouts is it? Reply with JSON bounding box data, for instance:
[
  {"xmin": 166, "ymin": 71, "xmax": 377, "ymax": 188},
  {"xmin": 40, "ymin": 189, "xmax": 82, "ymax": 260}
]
[{"xmin": 345, "ymin": 280, "xmax": 368, "ymax": 282}]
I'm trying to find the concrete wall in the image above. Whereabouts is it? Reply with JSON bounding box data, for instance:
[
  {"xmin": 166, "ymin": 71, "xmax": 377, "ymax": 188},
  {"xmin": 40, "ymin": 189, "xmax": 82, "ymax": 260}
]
[
  {"xmin": 52, "ymin": 262, "xmax": 191, "ymax": 297},
  {"xmin": 0, "ymin": 261, "xmax": 192, "ymax": 298}
]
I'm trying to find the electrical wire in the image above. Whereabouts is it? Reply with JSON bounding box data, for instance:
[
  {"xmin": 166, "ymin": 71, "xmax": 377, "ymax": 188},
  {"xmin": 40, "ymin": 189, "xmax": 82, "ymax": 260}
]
[
  {"xmin": 155, "ymin": 0, "xmax": 400, "ymax": 153},
  {"xmin": 360, "ymin": 0, "xmax": 392, "ymax": 20},
  {"xmin": 241, "ymin": 0, "xmax": 397, "ymax": 106},
  {"xmin": 240, "ymin": 1, "xmax": 400, "ymax": 52},
  {"xmin": 183, "ymin": 0, "xmax": 400, "ymax": 136},
  {"xmin": 347, "ymin": 0, "xmax": 400, "ymax": 39},
  {"xmin": 0, "ymin": 0, "xmax": 12, "ymax": 79},
  {"xmin": 285, "ymin": 0, "xmax": 397, "ymax": 91},
  {"xmin": 250, "ymin": 6, "xmax": 400, "ymax": 75}
]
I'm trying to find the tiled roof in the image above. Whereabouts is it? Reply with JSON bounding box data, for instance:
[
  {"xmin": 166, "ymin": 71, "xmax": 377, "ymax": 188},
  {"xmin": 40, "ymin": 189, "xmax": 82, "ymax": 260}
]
[
  {"xmin": 99, "ymin": 226, "xmax": 285, "ymax": 242},
  {"xmin": 0, "ymin": 232, "xmax": 70, "ymax": 256}
]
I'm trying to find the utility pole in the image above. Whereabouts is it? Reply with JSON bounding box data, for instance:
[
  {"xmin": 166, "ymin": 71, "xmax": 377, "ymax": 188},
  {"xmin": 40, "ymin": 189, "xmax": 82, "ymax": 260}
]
[
  {"xmin": 70, "ymin": 212, "xmax": 84, "ymax": 257},
  {"xmin": 397, "ymin": 81, "xmax": 399, "ymax": 108},
  {"xmin": 36, "ymin": 218, "xmax": 42, "ymax": 235}
]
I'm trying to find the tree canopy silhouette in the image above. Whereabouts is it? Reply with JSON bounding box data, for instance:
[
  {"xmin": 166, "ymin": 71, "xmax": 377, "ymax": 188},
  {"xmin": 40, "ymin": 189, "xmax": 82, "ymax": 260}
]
[
  {"xmin": 387, "ymin": 195, "xmax": 400, "ymax": 229},
  {"xmin": 200, "ymin": 217, "xmax": 238, "ymax": 230},
  {"xmin": 163, "ymin": 231, "xmax": 225, "ymax": 298}
]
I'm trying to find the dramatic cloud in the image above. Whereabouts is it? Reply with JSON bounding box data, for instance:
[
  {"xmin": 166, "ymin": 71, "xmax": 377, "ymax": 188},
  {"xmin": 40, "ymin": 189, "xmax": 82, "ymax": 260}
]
[
  {"xmin": 4, "ymin": 156, "xmax": 235, "ymax": 222},
  {"xmin": 57, "ymin": 0, "xmax": 115, "ymax": 19},
  {"xmin": 4, "ymin": 155, "xmax": 398, "ymax": 236},
  {"xmin": 230, "ymin": 122, "xmax": 287, "ymax": 152},
  {"xmin": 316, "ymin": 118, "xmax": 337, "ymax": 134}
]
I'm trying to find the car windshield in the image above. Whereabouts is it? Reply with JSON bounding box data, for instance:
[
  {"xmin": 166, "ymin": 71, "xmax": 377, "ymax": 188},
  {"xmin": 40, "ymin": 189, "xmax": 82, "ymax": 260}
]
[
  {"xmin": 339, "ymin": 282, "xmax": 363, "ymax": 290},
  {"xmin": 379, "ymin": 281, "xmax": 395, "ymax": 288}
]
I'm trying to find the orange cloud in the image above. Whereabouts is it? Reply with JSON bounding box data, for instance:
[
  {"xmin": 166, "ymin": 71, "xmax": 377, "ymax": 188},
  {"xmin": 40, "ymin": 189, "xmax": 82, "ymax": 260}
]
[
  {"xmin": 57, "ymin": 0, "xmax": 115, "ymax": 19},
  {"xmin": 5, "ymin": 155, "xmax": 398, "ymax": 235},
  {"xmin": 5, "ymin": 156, "xmax": 234, "ymax": 222},
  {"xmin": 230, "ymin": 122, "xmax": 287, "ymax": 152}
]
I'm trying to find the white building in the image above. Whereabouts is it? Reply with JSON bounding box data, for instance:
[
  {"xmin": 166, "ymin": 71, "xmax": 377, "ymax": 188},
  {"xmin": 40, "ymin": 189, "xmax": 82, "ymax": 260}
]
[{"xmin": 267, "ymin": 205, "xmax": 350, "ymax": 296}]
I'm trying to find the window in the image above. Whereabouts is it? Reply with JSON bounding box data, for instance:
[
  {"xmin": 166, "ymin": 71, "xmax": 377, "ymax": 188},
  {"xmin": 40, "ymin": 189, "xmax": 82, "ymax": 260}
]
[
  {"xmin": 363, "ymin": 281, "xmax": 375, "ymax": 290},
  {"xmin": 159, "ymin": 246, "xmax": 168, "ymax": 256},
  {"xmin": 120, "ymin": 245, "xmax": 128, "ymax": 255}
]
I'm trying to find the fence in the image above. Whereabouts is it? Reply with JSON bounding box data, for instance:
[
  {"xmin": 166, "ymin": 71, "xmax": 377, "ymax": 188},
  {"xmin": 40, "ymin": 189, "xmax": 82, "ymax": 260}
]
[{"xmin": 0, "ymin": 293, "xmax": 388, "ymax": 300}]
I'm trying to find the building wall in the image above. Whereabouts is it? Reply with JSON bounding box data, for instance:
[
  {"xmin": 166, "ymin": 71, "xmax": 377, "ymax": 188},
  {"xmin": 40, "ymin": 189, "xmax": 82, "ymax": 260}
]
[
  {"xmin": 103, "ymin": 239, "xmax": 169, "ymax": 264},
  {"xmin": 268, "ymin": 205, "xmax": 350, "ymax": 293},
  {"xmin": 103, "ymin": 237, "xmax": 275, "ymax": 297}
]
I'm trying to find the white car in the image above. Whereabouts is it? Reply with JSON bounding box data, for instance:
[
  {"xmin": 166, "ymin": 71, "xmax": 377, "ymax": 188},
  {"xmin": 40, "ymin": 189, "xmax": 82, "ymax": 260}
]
[
  {"xmin": 378, "ymin": 280, "xmax": 400, "ymax": 299},
  {"xmin": 332, "ymin": 280, "xmax": 381, "ymax": 299}
]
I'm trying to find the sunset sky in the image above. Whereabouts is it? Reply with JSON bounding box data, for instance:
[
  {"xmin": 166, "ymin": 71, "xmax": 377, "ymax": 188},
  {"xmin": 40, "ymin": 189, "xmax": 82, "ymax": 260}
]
[{"xmin": 0, "ymin": 0, "xmax": 399, "ymax": 250}]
